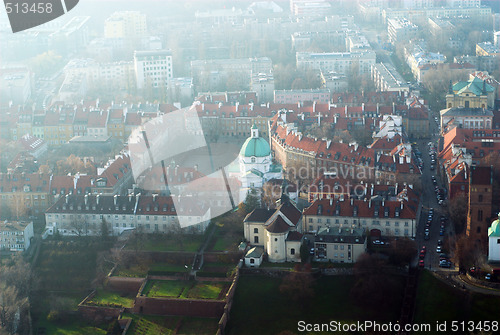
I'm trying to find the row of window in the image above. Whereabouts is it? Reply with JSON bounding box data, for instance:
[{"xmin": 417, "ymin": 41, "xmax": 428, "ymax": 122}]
[{"xmin": 308, "ymin": 217, "xmax": 410, "ymax": 227}]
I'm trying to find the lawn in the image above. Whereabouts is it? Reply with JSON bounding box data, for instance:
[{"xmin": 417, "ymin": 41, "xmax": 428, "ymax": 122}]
[
  {"xmin": 226, "ymin": 274, "xmax": 403, "ymax": 335},
  {"xmin": 143, "ymin": 280, "xmax": 226, "ymax": 300},
  {"xmin": 121, "ymin": 314, "xmax": 218, "ymax": 335},
  {"xmin": 414, "ymin": 270, "xmax": 466, "ymax": 324},
  {"xmin": 34, "ymin": 315, "xmax": 107, "ymax": 335},
  {"xmin": 126, "ymin": 234, "xmax": 206, "ymax": 252},
  {"xmin": 86, "ymin": 289, "xmax": 135, "ymax": 308},
  {"xmin": 113, "ymin": 262, "xmax": 190, "ymax": 277}
]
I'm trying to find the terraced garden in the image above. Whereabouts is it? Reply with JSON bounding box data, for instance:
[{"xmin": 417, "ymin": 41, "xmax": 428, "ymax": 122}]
[
  {"xmin": 143, "ymin": 280, "xmax": 227, "ymax": 300},
  {"xmin": 85, "ymin": 289, "xmax": 135, "ymax": 308}
]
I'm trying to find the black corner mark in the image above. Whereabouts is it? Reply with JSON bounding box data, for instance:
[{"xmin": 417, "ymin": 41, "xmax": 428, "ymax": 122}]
[{"xmin": 5, "ymin": 0, "xmax": 79, "ymax": 33}]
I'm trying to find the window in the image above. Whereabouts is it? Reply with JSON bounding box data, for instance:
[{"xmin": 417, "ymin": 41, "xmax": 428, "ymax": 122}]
[
  {"xmin": 478, "ymin": 210, "xmax": 483, "ymax": 221},
  {"xmin": 290, "ymin": 248, "xmax": 295, "ymax": 255},
  {"xmin": 479, "ymin": 195, "xmax": 483, "ymax": 202},
  {"xmin": 254, "ymin": 236, "xmax": 259, "ymax": 243},
  {"xmin": 254, "ymin": 228, "xmax": 258, "ymax": 233},
  {"xmin": 275, "ymin": 238, "xmax": 278, "ymax": 241}
]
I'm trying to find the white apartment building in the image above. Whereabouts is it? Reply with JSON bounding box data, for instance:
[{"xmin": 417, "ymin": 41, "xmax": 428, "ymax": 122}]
[
  {"xmin": 296, "ymin": 51, "xmax": 376, "ymax": 76},
  {"xmin": 134, "ymin": 49, "xmax": 173, "ymax": 90},
  {"xmin": 104, "ymin": 11, "xmax": 147, "ymax": 39},
  {"xmin": 0, "ymin": 221, "xmax": 34, "ymax": 251}
]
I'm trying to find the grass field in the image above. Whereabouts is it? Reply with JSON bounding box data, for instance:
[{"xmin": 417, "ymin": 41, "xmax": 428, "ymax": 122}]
[
  {"xmin": 86, "ymin": 289, "xmax": 135, "ymax": 308},
  {"xmin": 226, "ymin": 274, "xmax": 403, "ymax": 335},
  {"xmin": 126, "ymin": 234, "xmax": 206, "ymax": 252},
  {"xmin": 414, "ymin": 270, "xmax": 500, "ymax": 326},
  {"xmin": 34, "ymin": 315, "xmax": 108, "ymax": 335},
  {"xmin": 143, "ymin": 280, "xmax": 226, "ymax": 300},
  {"xmin": 121, "ymin": 314, "xmax": 218, "ymax": 335},
  {"xmin": 113, "ymin": 262, "xmax": 190, "ymax": 277}
]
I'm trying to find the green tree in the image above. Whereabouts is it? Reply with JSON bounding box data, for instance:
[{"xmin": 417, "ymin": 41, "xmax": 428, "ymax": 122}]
[{"xmin": 244, "ymin": 189, "xmax": 260, "ymax": 214}]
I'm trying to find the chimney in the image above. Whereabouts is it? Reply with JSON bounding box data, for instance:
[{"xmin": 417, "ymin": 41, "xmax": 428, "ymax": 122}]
[
  {"xmin": 330, "ymin": 198, "xmax": 333, "ymax": 206},
  {"xmin": 382, "ymin": 199, "xmax": 385, "ymax": 206},
  {"xmin": 371, "ymin": 184, "xmax": 374, "ymax": 196},
  {"xmin": 84, "ymin": 194, "xmax": 88, "ymax": 206},
  {"xmin": 153, "ymin": 194, "xmax": 157, "ymax": 202},
  {"xmin": 65, "ymin": 194, "xmax": 69, "ymax": 204},
  {"xmin": 114, "ymin": 194, "xmax": 118, "ymax": 206},
  {"xmin": 395, "ymin": 183, "xmax": 398, "ymax": 194},
  {"xmin": 350, "ymin": 198, "xmax": 353, "ymax": 206},
  {"xmin": 96, "ymin": 194, "xmax": 100, "ymax": 205},
  {"xmin": 362, "ymin": 103, "xmax": 365, "ymax": 112},
  {"xmin": 129, "ymin": 194, "xmax": 133, "ymax": 202},
  {"xmin": 369, "ymin": 199, "xmax": 371, "ymax": 208},
  {"xmin": 401, "ymin": 201, "xmax": 403, "ymax": 210}
]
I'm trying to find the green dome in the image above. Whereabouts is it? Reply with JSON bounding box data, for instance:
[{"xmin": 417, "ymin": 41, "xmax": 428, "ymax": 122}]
[
  {"xmin": 240, "ymin": 137, "xmax": 271, "ymax": 157},
  {"xmin": 489, "ymin": 219, "xmax": 500, "ymax": 237}
]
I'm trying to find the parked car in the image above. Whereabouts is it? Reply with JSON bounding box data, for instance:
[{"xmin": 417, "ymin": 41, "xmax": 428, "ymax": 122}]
[
  {"xmin": 419, "ymin": 260, "xmax": 425, "ymax": 268},
  {"xmin": 436, "ymin": 246, "xmax": 442, "ymax": 253}
]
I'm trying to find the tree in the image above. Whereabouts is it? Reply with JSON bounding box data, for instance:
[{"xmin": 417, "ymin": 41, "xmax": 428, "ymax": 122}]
[
  {"xmin": 453, "ymin": 234, "xmax": 482, "ymax": 271},
  {"xmin": 244, "ymin": 189, "xmax": 260, "ymax": 214},
  {"xmin": 300, "ymin": 242, "xmax": 310, "ymax": 263},
  {"xmin": 261, "ymin": 181, "xmax": 280, "ymax": 209},
  {"xmin": 100, "ymin": 218, "xmax": 109, "ymax": 241},
  {"xmin": 387, "ymin": 238, "xmax": 417, "ymax": 266}
]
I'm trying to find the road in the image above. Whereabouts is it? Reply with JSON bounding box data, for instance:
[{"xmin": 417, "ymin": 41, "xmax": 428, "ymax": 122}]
[{"xmin": 414, "ymin": 113, "xmax": 456, "ymax": 271}]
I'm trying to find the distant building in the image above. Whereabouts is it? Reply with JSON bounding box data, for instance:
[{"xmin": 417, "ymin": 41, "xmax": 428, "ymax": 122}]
[
  {"xmin": 167, "ymin": 77, "xmax": 194, "ymax": 106},
  {"xmin": 371, "ymin": 63, "xmax": 410, "ymax": 94},
  {"xmin": 454, "ymin": 55, "xmax": 499, "ymax": 74},
  {"xmin": 445, "ymin": 77, "xmax": 495, "ymax": 109},
  {"xmin": 291, "ymin": 31, "xmax": 345, "ymax": 52},
  {"xmin": 476, "ymin": 42, "xmax": 500, "ymax": 57},
  {"xmin": 0, "ymin": 67, "xmax": 32, "ymax": 105},
  {"xmin": 387, "ymin": 18, "xmax": 418, "ymax": 45},
  {"xmin": 320, "ymin": 71, "xmax": 348, "ymax": 93},
  {"xmin": 440, "ymin": 107, "xmax": 493, "ymax": 130},
  {"xmin": 274, "ymin": 88, "xmax": 331, "ymax": 104},
  {"xmin": 314, "ymin": 227, "xmax": 366, "ymax": 263},
  {"xmin": 104, "ymin": 11, "xmax": 147, "ymax": 39},
  {"xmin": 134, "ymin": 49, "xmax": 173, "ymax": 90},
  {"xmin": 291, "ymin": 0, "xmax": 331, "ymax": 17},
  {"xmin": 49, "ymin": 16, "xmax": 90, "ymax": 56},
  {"xmin": 58, "ymin": 73, "xmax": 87, "ymax": 103},
  {"xmin": 250, "ymin": 72, "xmax": 275, "ymax": 103},
  {"xmin": 296, "ymin": 51, "xmax": 376, "ymax": 76},
  {"xmin": 0, "ymin": 221, "xmax": 34, "ymax": 251}
]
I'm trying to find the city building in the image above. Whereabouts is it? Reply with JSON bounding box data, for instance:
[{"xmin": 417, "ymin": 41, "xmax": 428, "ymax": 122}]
[
  {"xmin": 104, "ymin": 11, "xmax": 147, "ymax": 39},
  {"xmin": 134, "ymin": 49, "xmax": 173, "ymax": 90},
  {"xmin": 250, "ymin": 72, "xmax": 275, "ymax": 103},
  {"xmin": 291, "ymin": 31, "xmax": 346, "ymax": 52},
  {"xmin": 466, "ymin": 166, "xmax": 493, "ymax": 251},
  {"xmin": 44, "ymin": 194, "xmax": 211, "ymax": 237},
  {"xmin": 243, "ymin": 194, "xmax": 303, "ymax": 263},
  {"xmin": 383, "ymin": 6, "xmax": 491, "ymax": 25},
  {"xmin": 291, "ymin": 1, "xmax": 331, "ymax": 17},
  {"xmin": 167, "ymin": 77, "xmax": 195, "ymax": 106},
  {"xmin": 320, "ymin": 71, "xmax": 348, "ymax": 93},
  {"xmin": 48, "ymin": 16, "xmax": 90, "ymax": 56},
  {"xmin": 296, "ymin": 51, "xmax": 376, "ymax": 75},
  {"xmin": 274, "ymin": 89, "xmax": 331, "ymax": 104},
  {"xmin": 0, "ymin": 67, "xmax": 32, "ymax": 105},
  {"xmin": 303, "ymin": 196, "xmax": 419, "ymax": 238},
  {"xmin": 445, "ymin": 77, "xmax": 495, "ymax": 109},
  {"xmin": 313, "ymin": 227, "xmax": 366, "ymax": 263},
  {"xmin": 371, "ymin": 63, "xmax": 410, "ymax": 93},
  {"xmin": 440, "ymin": 107, "xmax": 493, "ymax": 131},
  {"xmin": 476, "ymin": 42, "xmax": 500, "ymax": 57},
  {"xmin": 0, "ymin": 221, "xmax": 34, "ymax": 251},
  {"xmin": 387, "ymin": 18, "xmax": 418, "ymax": 45}
]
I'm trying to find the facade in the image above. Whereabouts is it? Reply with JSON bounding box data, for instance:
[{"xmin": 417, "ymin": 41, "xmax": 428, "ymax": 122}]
[
  {"xmin": 274, "ymin": 89, "xmax": 331, "ymax": 104},
  {"xmin": 48, "ymin": 16, "xmax": 90, "ymax": 56},
  {"xmin": 383, "ymin": 6, "xmax": 491, "ymax": 25},
  {"xmin": 440, "ymin": 107, "xmax": 493, "ymax": 130},
  {"xmin": 303, "ymin": 197, "xmax": 418, "ymax": 238},
  {"xmin": 64, "ymin": 59, "xmax": 135, "ymax": 91},
  {"xmin": 488, "ymin": 214, "xmax": 500, "ymax": 262},
  {"xmin": 134, "ymin": 49, "xmax": 173, "ymax": 90},
  {"xmin": 314, "ymin": 227, "xmax": 366, "ymax": 263},
  {"xmin": 387, "ymin": 18, "xmax": 418, "ymax": 45},
  {"xmin": 0, "ymin": 221, "xmax": 34, "ymax": 251},
  {"xmin": 371, "ymin": 63, "xmax": 410, "ymax": 93},
  {"xmin": 0, "ymin": 67, "xmax": 32, "ymax": 105},
  {"xmin": 476, "ymin": 42, "xmax": 500, "ymax": 57},
  {"xmin": 44, "ymin": 194, "xmax": 211, "ymax": 237},
  {"xmin": 104, "ymin": 11, "xmax": 147, "ymax": 39},
  {"xmin": 321, "ymin": 71, "xmax": 348, "ymax": 93},
  {"xmin": 291, "ymin": 1, "xmax": 331, "ymax": 16},
  {"xmin": 466, "ymin": 166, "xmax": 493, "ymax": 251},
  {"xmin": 236, "ymin": 125, "xmax": 282, "ymax": 201},
  {"xmin": 250, "ymin": 72, "xmax": 275, "ymax": 103},
  {"xmin": 446, "ymin": 77, "xmax": 495, "ymax": 109},
  {"xmin": 296, "ymin": 51, "xmax": 376, "ymax": 76},
  {"xmin": 244, "ymin": 246, "xmax": 264, "ymax": 267},
  {"xmin": 243, "ymin": 195, "xmax": 303, "ymax": 263}
]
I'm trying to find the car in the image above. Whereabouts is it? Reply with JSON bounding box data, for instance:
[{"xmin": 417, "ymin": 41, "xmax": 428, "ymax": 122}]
[
  {"xmin": 373, "ymin": 240, "xmax": 384, "ymax": 245},
  {"xmin": 419, "ymin": 260, "xmax": 425, "ymax": 268},
  {"xmin": 430, "ymin": 165, "xmax": 435, "ymax": 170},
  {"xmin": 485, "ymin": 273, "xmax": 492, "ymax": 280},
  {"xmin": 439, "ymin": 230, "xmax": 444, "ymax": 236},
  {"xmin": 436, "ymin": 246, "xmax": 442, "ymax": 253},
  {"xmin": 439, "ymin": 200, "xmax": 444, "ymax": 205},
  {"xmin": 440, "ymin": 253, "xmax": 449, "ymax": 261},
  {"xmin": 424, "ymin": 233, "xmax": 430, "ymax": 240},
  {"xmin": 439, "ymin": 260, "xmax": 451, "ymax": 268},
  {"xmin": 310, "ymin": 248, "xmax": 315, "ymax": 255}
]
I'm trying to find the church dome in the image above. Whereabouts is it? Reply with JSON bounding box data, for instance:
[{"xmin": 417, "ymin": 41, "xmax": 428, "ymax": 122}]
[
  {"xmin": 489, "ymin": 217, "xmax": 500, "ymax": 237},
  {"xmin": 239, "ymin": 125, "xmax": 271, "ymax": 157}
]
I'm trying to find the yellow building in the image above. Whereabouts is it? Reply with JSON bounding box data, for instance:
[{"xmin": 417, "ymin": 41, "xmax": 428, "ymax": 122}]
[
  {"xmin": 445, "ymin": 77, "xmax": 495, "ymax": 109},
  {"xmin": 104, "ymin": 11, "xmax": 147, "ymax": 39}
]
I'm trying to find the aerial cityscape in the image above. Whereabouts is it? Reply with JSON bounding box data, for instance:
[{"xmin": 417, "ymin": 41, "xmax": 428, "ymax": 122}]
[{"xmin": 1, "ymin": 0, "xmax": 500, "ymax": 334}]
